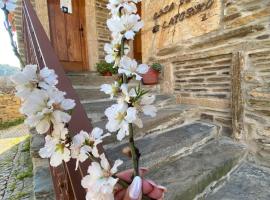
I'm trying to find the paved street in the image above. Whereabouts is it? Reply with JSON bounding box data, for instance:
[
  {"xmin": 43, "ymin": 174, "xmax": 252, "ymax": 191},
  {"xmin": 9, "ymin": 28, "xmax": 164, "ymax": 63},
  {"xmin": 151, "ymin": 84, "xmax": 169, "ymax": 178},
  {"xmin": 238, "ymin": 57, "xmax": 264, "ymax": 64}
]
[{"xmin": 0, "ymin": 124, "xmax": 34, "ymax": 200}]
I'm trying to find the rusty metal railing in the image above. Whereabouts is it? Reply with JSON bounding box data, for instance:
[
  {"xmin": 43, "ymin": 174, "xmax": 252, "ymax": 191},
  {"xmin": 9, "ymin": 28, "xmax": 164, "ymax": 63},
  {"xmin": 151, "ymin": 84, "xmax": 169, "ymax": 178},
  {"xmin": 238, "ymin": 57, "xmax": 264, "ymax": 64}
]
[{"xmin": 22, "ymin": 0, "xmax": 94, "ymax": 199}]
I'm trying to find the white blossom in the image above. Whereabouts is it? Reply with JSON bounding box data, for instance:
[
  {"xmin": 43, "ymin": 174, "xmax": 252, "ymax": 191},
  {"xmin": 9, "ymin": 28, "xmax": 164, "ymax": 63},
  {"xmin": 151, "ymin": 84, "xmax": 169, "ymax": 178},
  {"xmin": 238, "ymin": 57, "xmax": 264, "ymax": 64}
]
[
  {"xmin": 47, "ymin": 88, "xmax": 76, "ymax": 111},
  {"xmin": 10, "ymin": 65, "xmax": 58, "ymax": 100},
  {"xmin": 39, "ymin": 124, "xmax": 71, "ymax": 167},
  {"xmin": 39, "ymin": 67, "xmax": 58, "ymax": 90},
  {"xmin": 137, "ymin": 94, "xmax": 157, "ymax": 117},
  {"xmin": 11, "ymin": 65, "xmax": 39, "ymax": 100},
  {"xmin": 71, "ymin": 128, "xmax": 111, "ymax": 170},
  {"xmin": 118, "ymin": 83, "xmax": 136, "ymax": 104},
  {"xmin": 105, "ymin": 103, "xmax": 142, "ymax": 140},
  {"xmin": 104, "ymin": 40, "xmax": 130, "ymax": 66},
  {"xmin": 118, "ymin": 56, "xmax": 149, "ymax": 80},
  {"xmin": 107, "ymin": 0, "xmax": 140, "ymax": 15},
  {"xmin": 21, "ymin": 88, "xmax": 75, "ymax": 134},
  {"xmin": 100, "ymin": 82, "xmax": 120, "ymax": 99},
  {"xmin": 81, "ymin": 153, "xmax": 123, "ymax": 200},
  {"xmin": 107, "ymin": 14, "xmax": 143, "ymax": 40}
]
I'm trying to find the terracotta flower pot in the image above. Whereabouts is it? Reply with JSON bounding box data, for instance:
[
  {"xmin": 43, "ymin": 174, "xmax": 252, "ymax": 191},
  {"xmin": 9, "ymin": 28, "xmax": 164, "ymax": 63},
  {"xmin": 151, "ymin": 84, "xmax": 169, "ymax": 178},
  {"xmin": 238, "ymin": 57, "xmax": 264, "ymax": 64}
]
[
  {"xmin": 142, "ymin": 68, "xmax": 159, "ymax": 85},
  {"xmin": 103, "ymin": 71, "xmax": 112, "ymax": 76}
]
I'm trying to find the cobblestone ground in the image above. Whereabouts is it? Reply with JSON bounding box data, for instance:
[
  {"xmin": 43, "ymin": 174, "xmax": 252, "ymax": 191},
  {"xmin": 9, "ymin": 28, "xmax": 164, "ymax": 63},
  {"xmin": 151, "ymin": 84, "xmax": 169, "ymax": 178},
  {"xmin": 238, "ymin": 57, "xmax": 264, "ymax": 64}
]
[{"xmin": 0, "ymin": 124, "xmax": 34, "ymax": 200}]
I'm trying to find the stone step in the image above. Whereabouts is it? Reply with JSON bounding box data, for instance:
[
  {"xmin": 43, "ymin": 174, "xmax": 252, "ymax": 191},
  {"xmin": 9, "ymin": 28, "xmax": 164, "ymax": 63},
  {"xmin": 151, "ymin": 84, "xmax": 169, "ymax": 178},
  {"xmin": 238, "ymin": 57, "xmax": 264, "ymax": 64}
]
[
  {"xmin": 68, "ymin": 73, "xmax": 160, "ymax": 92},
  {"xmin": 145, "ymin": 137, "xmax": 246, "ymax": 200},
  {"xmin": 204, "ymin": 162, "xmax": 270, "ymax": 200},
  {"xmin": 74, "ymin": 84, "xmax": 160, "ymax": 101},
  {"xmin": 83, "ymin": 94, "xmax": 177, "ymax": 121},
  {"xmin": 67, "ymin": 72, "xmax": 115, "ymax": 87},
  {"xmin": 107, "ymin": 122, "xmax": 218, "ymax": 169},
  {"xmin": 93, "ymin": 105, "xmax": 200, "ymax": 145},
  {"xmin": 75, "ymin": 88, "xmax": 109, "ymax": 102}
]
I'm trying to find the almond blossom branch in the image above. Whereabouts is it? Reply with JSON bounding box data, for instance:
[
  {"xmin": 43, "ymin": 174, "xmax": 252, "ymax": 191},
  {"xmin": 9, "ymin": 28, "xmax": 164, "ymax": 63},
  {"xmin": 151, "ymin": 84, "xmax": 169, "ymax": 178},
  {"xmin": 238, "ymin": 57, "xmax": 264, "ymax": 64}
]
[{"xmin": 120, "ymin": 36, "xmax": 140, "ymax": 177}]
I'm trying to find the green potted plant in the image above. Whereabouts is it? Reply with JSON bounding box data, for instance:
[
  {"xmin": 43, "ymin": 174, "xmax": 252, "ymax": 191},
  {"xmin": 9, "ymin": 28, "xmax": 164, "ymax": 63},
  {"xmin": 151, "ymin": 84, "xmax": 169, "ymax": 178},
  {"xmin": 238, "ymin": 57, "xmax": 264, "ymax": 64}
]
[
  {"xmin": 96, "ymin": 61, "xmax": 117, "ymax": 76},
  {"xmin": 142, "ymin": 63, "xmax": 162, "ymax": 85}
]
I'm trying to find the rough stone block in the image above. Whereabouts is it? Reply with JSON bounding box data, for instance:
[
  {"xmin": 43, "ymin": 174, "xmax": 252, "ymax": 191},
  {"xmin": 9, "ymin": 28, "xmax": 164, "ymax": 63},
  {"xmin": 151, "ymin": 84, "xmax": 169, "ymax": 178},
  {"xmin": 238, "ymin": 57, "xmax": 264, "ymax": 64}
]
[
  {"xmin": 107, "ymin": 122, "xmax": 217, "ymax": 170},
  {"xmin": 33, "ymin": 158, "xmax": 55, "ymax": 200},
  {"xmin": 205, "ymin": 162, "xmax": 270, "ymax": 200},
  {"xmin": 146, "ymin": 137, "xmax": 246, "ymax": 200}
]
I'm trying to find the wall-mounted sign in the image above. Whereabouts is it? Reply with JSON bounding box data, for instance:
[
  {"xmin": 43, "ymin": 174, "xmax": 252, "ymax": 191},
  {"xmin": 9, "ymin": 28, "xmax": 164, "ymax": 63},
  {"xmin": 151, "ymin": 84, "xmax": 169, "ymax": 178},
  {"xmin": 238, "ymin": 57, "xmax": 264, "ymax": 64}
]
[
  {"xmin": 152, "ymin": 0, "xmax": 215, "ymax": 33},
  {"xmin": 60, "ymin": 0, "xmax": 72, "ymax": 14},
  {"xmin": 141, "ymin": 0, "xmax": 221, "ymax": 60}
]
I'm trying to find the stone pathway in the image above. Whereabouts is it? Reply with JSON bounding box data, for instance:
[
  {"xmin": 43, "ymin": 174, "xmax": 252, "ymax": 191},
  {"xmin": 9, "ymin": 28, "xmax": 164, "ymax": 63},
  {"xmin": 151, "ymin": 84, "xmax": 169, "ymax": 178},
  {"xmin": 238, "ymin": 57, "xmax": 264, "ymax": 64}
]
[{"xmin": 0, "ymin": 124, "xmax": 34, "ymax": 200}]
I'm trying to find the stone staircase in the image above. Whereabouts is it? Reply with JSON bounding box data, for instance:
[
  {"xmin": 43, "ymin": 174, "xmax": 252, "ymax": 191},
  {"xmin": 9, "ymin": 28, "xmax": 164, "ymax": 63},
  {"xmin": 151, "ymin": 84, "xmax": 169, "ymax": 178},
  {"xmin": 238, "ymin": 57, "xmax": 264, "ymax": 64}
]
[{"xmin": 68, "ymin": 73, "xmax": 270, "ymax": 200}]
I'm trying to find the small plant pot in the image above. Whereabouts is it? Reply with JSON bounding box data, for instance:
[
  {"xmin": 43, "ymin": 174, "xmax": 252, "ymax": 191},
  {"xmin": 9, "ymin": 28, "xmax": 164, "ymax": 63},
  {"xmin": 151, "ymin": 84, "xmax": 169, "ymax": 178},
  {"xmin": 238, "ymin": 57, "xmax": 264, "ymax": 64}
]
[
  {"xmin": 103, "ymin": 72, "xmax": 112, "ymax": 76},
  {"xmin": 142, "ymin": 68, "xmax": 159, "ymax": 85}
]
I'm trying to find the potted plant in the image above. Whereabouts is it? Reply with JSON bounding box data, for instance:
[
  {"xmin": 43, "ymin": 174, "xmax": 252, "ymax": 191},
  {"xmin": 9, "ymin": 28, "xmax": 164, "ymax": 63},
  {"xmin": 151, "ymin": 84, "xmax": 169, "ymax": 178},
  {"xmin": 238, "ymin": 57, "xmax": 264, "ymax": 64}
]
[
  {"xmin": 96, "ymin": 61, "xmax": 117, "ymax": 76},
  {"xmin": 142, "ymin": 63, "xmax": 162, "ymax": 85}
]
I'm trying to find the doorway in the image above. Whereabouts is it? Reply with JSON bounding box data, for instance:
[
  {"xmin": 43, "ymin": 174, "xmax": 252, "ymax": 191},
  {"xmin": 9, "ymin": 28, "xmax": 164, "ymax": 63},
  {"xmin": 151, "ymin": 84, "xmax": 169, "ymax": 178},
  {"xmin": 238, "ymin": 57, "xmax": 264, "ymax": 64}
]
[
  {"xmin": 133, "ymin": 2, "xmax": 142, "ymax": 63},
  {"xmin": 47, "ymin": 0, "xmax": 88, "ymax": 72}
]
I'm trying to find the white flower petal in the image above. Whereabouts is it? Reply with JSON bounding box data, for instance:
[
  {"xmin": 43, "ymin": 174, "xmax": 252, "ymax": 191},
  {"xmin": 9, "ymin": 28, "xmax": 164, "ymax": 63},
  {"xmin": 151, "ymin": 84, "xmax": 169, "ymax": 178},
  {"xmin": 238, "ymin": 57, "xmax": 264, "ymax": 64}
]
[
  {"xmin": 110, "ymin": 159, "xmax": 123, "ymax": 174},
  {"xmin": 137, "ymin": 64, "xmax": 149, "ymax": 74},
  {"xmin": 61, "ymin": 99, "xmax": 76, "ymax": 110},
  {"xmin": 117, "ymin": 123, "xmax": 129, "ymax": 141},
  {"xmin": 143, "ymin": 105, "xmax": 157, "ymax": 117},
  {"xmin": 53, "ymin": 110, "xmax": 71, "ymax": 123},
  {"xmin": 125, "ymin": 107, "xmax": 137, "ymax": 123},
  {"xmin": 125, "ymin": 30, "xmax": 135, "ymax": 40},
  {"xmin": 91, "ymin": 127, "xmax": 104, "ymax": 139},
  {"xmin": 100, "ymin": 154, "xmax": 110, "ymax": 171},
  {"xmin": 36, "ymin": 118, "xmax": 50, "ymax": 134}
]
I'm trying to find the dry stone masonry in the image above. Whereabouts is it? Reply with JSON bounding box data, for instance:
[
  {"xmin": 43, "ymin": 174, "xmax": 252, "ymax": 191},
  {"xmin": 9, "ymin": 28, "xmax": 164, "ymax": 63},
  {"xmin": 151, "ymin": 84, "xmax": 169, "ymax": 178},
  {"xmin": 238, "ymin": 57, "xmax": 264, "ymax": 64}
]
[
  {"xmin": 0, "ymin": 94, "xmax": 23, "ymax": 123},
  {"xmin": 96, "ymin": 0, "xmax": 111, "ymax": 61},
  {"xmin": 67, "ymin": 73, "xmax": 270, "ymax": 200},
  {"xmin": 141, "ymin": 0, "xmax": 270, "ymax": 155}
]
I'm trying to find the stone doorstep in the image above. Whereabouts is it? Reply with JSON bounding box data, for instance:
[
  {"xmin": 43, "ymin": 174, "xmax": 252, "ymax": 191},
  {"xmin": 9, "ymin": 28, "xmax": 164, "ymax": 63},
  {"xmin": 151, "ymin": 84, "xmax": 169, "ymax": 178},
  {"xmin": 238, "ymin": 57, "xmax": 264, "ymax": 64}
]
[
  {"xmin": 75, "ymin": 83, "xmax": 161, "ymax": 101},
  {"xmin": 67, "ymin": 73, "xmax": 115, "ymax": 87},
  {"xmin": 205, "ymin": 162, "xmax": 270, "ymax": 200},
  {"xmin": 30, "ymin": 130, "xmax": 55, "ymax": 200},
  {"xmin": 146, "ymin": 137, "xmax": 246, "ymax": 200},
  {"xmin": 106, "ymin": 122, "xmax": 218, "ymax": 171},
  {"xmin": 68, "ymin": 73, "xmax": 160, "ymax": 91},
  {"xmin": 93, "ymin": 105, "xmax": 200, "ymax": 146},
  {"xmin": 83, "ymin": 94, "xmax": 177, "ymax": 118},
  {"xmin": 84, "ymin": 95, "xmax": 184, "ymax": 124}
]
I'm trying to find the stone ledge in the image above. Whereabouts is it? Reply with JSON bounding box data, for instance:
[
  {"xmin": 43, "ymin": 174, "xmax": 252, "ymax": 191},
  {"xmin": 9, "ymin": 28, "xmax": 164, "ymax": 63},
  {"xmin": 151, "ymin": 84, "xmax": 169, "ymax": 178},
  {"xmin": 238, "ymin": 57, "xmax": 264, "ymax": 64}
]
[
  {"xmin": 205, "ymin": 162, "xmax": 270, "ymax": 200},
  {"xmin": 146, "ymin": 137, "xmax": 246, "ymax": 200},
  {"xmin": 30, "ymin": 130, "xmax": 55, "ymax": 200},
  {"xmin": 107, "ymin": 122, "xmax": 218, "ymax": 171}
]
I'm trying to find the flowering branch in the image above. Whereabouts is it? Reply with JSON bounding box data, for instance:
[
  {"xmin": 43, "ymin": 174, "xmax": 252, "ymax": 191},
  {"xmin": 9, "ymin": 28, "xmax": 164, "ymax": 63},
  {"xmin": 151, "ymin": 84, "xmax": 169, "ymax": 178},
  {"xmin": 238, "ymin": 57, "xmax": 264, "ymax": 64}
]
[{"xmin": 11, "ymin": 0, "xmax": 163, "ymax": 199}]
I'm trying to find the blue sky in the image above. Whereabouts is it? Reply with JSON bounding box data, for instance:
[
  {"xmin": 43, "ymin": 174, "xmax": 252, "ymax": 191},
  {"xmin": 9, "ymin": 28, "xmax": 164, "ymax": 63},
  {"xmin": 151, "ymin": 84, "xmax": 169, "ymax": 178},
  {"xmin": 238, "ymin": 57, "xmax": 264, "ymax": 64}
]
[{"xmin": 0, "ymin": 9, "xmax": 20, "ymax": 67}]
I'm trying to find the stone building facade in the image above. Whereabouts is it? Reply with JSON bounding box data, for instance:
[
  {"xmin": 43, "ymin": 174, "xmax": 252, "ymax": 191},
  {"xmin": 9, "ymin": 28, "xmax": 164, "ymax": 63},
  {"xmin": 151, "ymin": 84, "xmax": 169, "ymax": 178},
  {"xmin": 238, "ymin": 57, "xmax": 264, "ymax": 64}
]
[
  {"xmin": 141, "ymin": 0, "xmax": 270, "ymax": 165},
  {"xmin": 14, "ymin": 0, "xmax": 270, "ymax": 165},
  {"xmin": 0, "ymin": 94, "xmax": 23, "ymax": 123}
]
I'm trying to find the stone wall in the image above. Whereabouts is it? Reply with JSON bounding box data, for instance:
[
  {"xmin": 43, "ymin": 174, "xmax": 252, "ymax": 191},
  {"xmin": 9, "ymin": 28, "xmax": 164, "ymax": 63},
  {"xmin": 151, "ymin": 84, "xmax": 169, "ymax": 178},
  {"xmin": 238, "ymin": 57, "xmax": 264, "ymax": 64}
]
[
  {"xmin": 142, "ymin": 0, "xmax": 270, "ymax": 136},
  {"xmin": 143, "ymin": 0, "xmax": 270, "ymax": 163},
  {"xmin": 0, "ymin": 94, "xmax": 23, "ymax": 123},
  {"xmin": 95, "ymin": 0, "xmax": 111, "ymax": 62},
  {"xmin": 243, "ymin": 49, "xmax": 270, "ymax": 167}
]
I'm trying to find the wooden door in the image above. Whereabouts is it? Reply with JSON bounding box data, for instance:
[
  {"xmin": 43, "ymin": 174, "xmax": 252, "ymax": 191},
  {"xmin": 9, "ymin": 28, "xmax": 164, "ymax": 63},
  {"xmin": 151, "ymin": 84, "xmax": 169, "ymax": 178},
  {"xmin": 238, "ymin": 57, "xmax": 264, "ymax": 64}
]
[
  {"xmin": 133, "ymin": 2, "xmax": 142, "ymax": 63},
  {"xmin": 47, "ymin": 0, "xmax": 88, "ymax": 72}
]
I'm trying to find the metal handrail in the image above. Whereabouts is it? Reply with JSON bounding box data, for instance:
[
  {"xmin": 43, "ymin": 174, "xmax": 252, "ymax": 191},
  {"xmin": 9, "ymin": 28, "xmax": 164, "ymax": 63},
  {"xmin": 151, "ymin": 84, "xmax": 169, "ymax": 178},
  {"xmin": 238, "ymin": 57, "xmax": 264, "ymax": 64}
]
[{"xmin": 22, "ymin": 0, "xmax": 95, "ymax": 199}]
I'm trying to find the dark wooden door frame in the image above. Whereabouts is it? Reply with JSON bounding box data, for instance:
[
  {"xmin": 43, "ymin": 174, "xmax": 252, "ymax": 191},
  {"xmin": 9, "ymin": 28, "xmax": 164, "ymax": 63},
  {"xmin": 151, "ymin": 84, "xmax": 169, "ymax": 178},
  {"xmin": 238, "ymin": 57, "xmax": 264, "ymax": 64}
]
[
  {"xmin": 78, "ymin": 0, "xmax": 89, "ymax": 71},
  {"xmin": 47, "ymin": 0, "xmax": 89, "ymax": 71}
]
